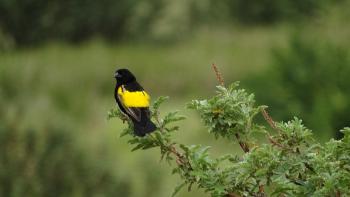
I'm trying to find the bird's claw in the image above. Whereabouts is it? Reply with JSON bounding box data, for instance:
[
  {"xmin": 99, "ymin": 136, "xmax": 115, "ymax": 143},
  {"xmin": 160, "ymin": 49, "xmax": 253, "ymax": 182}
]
[{"xmin": 120, "ymin": 115, "xmax": 128, "ymax": 124}]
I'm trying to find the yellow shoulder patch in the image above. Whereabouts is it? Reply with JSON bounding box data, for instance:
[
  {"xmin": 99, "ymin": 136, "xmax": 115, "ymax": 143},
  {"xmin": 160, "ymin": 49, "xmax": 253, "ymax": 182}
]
[{"xmin": 117, "ymin": 86, "xmax": 150, "ymax": 107}]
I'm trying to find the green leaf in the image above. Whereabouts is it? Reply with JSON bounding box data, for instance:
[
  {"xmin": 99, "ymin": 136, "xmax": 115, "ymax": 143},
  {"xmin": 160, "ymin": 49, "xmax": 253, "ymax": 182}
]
[
  {"xmin": 172, "ymin": 182, "xmax": 186, "ymax": 197},
  {"xmin": 216, "ymin": 85, "xmax": 227, "ymax": 93},
  {"xmin": 131, "ymin": 144, "xmax": 144, "ymax": 152},
  {"xmin": 153, "ymin": 96, "xmax": 169, "ymax": 112},
  {"xmin": 163, "ymin": 111, "xmax": 186, "ymax": 125},
  {"xmin": 154, "ymin": 131, "xmax": 163, "ymax": 143},
  {"xmin": 119, "ymin": 129, "xmax": 130, "ymax": 137},
  {"xmin": 165, "ymin": 126, "xmax": 180, "ymax": 132}
]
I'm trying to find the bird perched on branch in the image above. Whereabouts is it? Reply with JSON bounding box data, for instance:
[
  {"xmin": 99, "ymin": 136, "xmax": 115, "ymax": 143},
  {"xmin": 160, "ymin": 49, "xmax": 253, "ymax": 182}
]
[{"xmin": 114, "ymin": 68, "xmax": 157, "ymax": 136}]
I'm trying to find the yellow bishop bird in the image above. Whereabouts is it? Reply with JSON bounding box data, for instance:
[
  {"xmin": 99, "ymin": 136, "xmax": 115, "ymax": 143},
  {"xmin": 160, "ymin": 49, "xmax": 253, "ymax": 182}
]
[{"xmin": 114, "ymin": 68, "xmax": 156, "ymax": 136}]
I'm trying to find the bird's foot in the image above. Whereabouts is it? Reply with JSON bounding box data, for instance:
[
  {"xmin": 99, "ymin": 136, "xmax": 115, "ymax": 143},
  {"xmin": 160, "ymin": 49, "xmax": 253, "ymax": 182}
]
[{"xmin": 120, "ymin": 115, "xmax": 128, "ymax": 123}]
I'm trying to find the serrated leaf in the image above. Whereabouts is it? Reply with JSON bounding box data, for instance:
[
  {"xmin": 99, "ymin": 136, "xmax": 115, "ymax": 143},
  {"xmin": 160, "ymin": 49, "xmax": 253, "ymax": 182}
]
[
  {"xmin": 128, "ymin": 138, "xmax": 139, "ymax": 144},
  {"xmin": 153, "ymin": 96, "xmax": 169, "ymax": 111},
  {"xmin": 165, "ymin": 126, "xmax": 180, "ymax": 132},
  {"xmin": 120, "ymin": 129, "xmax": 130, "ymax": 137},
  {"xmin": 154, "ymin": 131, "xmax": 163, "ymax": 142},
  {"xmin": 131, "ymin": 144, "xmax": 144, "ymax": 151}
]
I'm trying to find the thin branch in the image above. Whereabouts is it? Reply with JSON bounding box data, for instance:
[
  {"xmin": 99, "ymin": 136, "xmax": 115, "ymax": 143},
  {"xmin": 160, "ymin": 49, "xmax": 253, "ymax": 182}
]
[
  {"xmin": 261, "ymin": 108, "xmax": 281, "ymax": 134},
  {"xmin": 153, "ymin": 111, "xmax": 187, "ymax": 165},
  {"xmin": 261, "ymin": 109, "xmax": 297, "ymax": 151},
  {"xmin": 336, "ymin": 190, "xmax": 341, "ymax": 197},
  {"xmin": 235, "ymin": 133, "xmax": 250, "ymax": 153},
  {"xmin": 266, "ymin": 134, "xmax": 284, "ymax": 148},
  {"xmin": 212, "ymin": 63, "xmax": 225, "ymax": 86},
  {"xmin": 169, "ymin": 145, "xmax": 186, "ymax": 165},
  {"xmin": 258, "ymin": 184, "xmax": 265, "ymax": 197}
]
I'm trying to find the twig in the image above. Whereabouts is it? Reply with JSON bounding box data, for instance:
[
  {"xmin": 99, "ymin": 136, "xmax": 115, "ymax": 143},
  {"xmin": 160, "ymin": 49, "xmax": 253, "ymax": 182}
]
[
  {"xmin": 235, "ymin": 133, "xmax": 250, "ymax": 153},
  {"xmin": 212, "ymin": 63, "xmax": 225, "ymax": 86},
  {"xmin": 267, "ymin": 134, "xmax": 284, "ymax": 148},
  {"xmin": 258, "ymin": 184, "xmax": 265, "ymax": 197},
  {"xmin": 336, "ymin": 190, "xmax": 341, "ymax": 197},
  {"xmin": 153, "ymin": 111, "xmax": 187, "ymax": 166},
  {"xmin": 169, "ymin": 145, "xmax": 186, "ymax": 165},
  {"xmin": 261, "ymin": 109, "xmax": 297, "ymax": 151},
  {"xmin": 226, "ymin": 193, "xmax": 241, "ymax": 197},
  {"xmin": 261, "ymin": 108, "xmax": 281, "ymax": 134}
]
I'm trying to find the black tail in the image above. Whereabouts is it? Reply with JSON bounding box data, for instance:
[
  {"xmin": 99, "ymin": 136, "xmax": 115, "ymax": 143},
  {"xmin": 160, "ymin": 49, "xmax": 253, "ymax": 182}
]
[{"xmin": 132, "ymin": 120, "xmax": 157, "ymax": 137}]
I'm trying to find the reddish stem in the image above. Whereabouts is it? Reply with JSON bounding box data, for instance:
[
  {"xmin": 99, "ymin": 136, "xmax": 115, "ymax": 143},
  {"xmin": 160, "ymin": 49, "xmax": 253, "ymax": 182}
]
[
  {"xmin": 336, "ymin": 190, "xmax": 341, "ymax": 197},
  {"xmin": 261, "ymin": 108, "xmax": 281, "ymax": 134},
  {"xmin": 212, "ymin": 63, "xmax": 225, "ymax": 86},
  {"xmin": 235, "ymin": 133, "xmax": 250, "ymax": 153}
]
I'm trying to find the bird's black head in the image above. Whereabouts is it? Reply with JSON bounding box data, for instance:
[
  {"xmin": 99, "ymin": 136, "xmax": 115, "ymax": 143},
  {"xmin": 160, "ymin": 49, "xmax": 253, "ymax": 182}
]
[{"xmin": 114, "ymin": 68, "xmax": 136, "ymax": 84}]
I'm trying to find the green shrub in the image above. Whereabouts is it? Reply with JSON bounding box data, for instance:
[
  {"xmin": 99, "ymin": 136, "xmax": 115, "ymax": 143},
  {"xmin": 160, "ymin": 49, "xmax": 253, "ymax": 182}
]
[
  {"xmin": 0, "ymin": 114, "xmax": 131, "ymax": 197},
  {"xmin": 224, "ymin": 0, "xmax": 334, "ymax": 24},
  {"xmin": 0, "ymin": 0, "xmax": 137, "ymax": 45},
  {"xmin": 245, "ymin": 36, "xmax": 350, "ymax": 139},
  {"xmin": 0, "ymin": 0, "xmax": 341, "ymax": 46},
  {"xmin": 109, "ymin": 79, "xmax": 350, "ymax": 196}
]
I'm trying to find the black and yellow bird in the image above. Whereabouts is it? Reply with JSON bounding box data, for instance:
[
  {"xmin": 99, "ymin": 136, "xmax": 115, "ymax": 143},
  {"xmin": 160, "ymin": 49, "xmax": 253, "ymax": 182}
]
[{"xmin": 114, "ymin": 68, "xmax": 157, "ymax": 137}]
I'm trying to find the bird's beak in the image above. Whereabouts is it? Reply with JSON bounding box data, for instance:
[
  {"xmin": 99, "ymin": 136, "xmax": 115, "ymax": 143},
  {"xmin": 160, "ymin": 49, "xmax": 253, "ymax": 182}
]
[{"xmin": 114, "ymin": 73, "xmax": 120, "ymax": 78}]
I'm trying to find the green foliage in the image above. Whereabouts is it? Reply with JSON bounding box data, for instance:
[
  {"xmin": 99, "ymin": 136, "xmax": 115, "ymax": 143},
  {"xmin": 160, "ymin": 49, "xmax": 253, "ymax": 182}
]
[
  {"xmin": 1, "ymin": 44, "xmax": 174, "ymax": 197},
  {"xmin": 0, "ymin": 0, "xmax": 137, "ymax": 45},
  {"xmin": 246, "ymin": 36, "xmax": 350, "ymax": 139},
  {"xmin": 0, "ymin": 67, "xmax": 131, "ymax": 197},
  {"xmin": 0, "ymin": 0, "xmax": 342, "ymax": 46},
  {"xmin": 224, "ymin": 0, "xmax": 335, "ymax": 24},
  {"xmin": 188, "ymin": 82, "xmax": 264, "ymax": 141},
  {"xmin": 108, "ymin": 96, "xmax": 186, "ymax": 162},
  {"xmin": 110, "ymin": 83, "xmax": 350, "ymax": 196},
  {"xmin": 0, "ymin": 119, "xmax": 131, "ymax": 197}
]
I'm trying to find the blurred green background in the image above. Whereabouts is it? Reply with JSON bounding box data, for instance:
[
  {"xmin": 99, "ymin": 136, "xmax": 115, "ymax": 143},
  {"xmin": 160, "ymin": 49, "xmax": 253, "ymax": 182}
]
[{"xmin": 1, "ymin": 0, "xmax": 350, "ymax": 196}]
